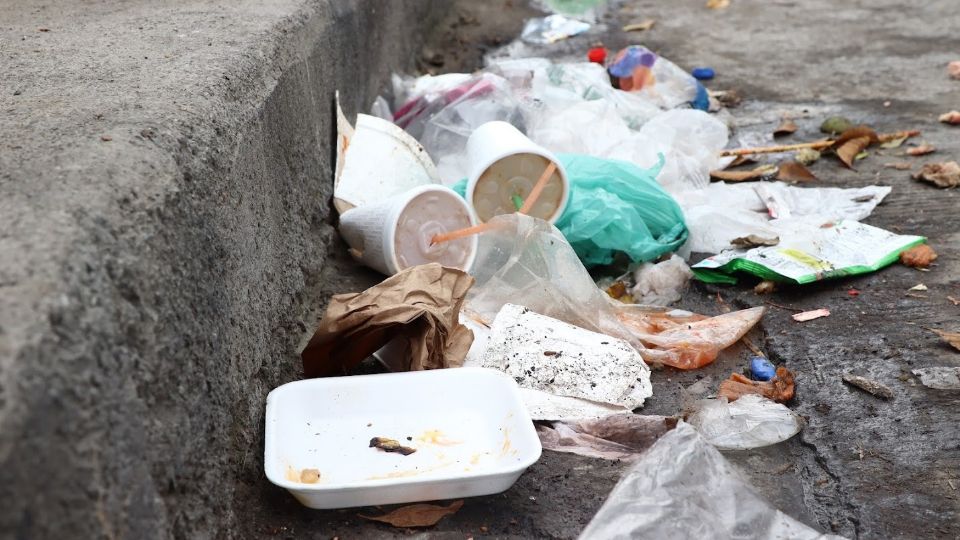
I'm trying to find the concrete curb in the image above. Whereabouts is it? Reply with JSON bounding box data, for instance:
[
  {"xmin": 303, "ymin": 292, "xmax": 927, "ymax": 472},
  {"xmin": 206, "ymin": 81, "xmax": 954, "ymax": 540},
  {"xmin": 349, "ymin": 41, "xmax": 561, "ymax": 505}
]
[{"xmin": 0, "ymin": 1, "xmax": 440, "ymax": 537}]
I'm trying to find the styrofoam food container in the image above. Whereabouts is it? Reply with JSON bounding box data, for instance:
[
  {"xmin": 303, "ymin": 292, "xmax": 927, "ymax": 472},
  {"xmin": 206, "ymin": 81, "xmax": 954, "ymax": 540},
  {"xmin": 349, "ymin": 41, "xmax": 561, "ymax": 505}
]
[
  {"xmin": 466, "ymin": 121, "xmax": 569, "ymax": 224},
  {"xmin": 338, "ymin": 184, "xmax": 478, "ymax": 276},
  {"xmin": 264, "ymin": 367, "xmax": 542, "ymax": 509},
  {"xmin": 335, "ymin": 113, "xmax": 441, "ymax": 210}
]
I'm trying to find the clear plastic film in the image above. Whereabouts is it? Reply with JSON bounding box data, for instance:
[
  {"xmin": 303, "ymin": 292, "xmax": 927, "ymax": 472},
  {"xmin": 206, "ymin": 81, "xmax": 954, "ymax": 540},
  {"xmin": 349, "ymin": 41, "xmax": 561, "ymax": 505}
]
[
  {"xmin": 687, "ymin": 394, "xmax": 803, "ymax": 450},
  {"xmin": 579, "ymin": 422, "xmax": 844, "ymax": 540},
  {"xmin": 465, "ymin": 214, "xmax": 763, "ymax": 369}
]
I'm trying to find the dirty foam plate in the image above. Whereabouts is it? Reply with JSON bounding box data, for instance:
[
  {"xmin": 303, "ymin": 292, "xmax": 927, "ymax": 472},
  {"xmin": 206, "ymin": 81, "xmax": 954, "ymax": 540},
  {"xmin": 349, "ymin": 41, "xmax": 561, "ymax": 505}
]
[{"xmin": 264, "ymin": 367, "xmax": 542, "ymax": 509}]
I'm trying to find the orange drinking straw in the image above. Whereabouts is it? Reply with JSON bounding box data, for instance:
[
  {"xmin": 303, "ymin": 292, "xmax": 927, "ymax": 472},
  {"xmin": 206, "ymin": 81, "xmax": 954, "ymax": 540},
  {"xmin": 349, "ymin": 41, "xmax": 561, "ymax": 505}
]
[{"xmin": 431, "ymin": 161, "xmax": 558, "ymax": 245}]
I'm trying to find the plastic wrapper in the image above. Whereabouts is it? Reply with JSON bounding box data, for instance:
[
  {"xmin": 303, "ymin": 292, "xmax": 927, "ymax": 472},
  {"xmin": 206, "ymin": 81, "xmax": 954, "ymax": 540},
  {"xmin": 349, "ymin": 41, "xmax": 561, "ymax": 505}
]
[
  {"xmin": 537, "ymin": 414, "xmax": 677, "ymax": 461},
  {"xmin": 607, "ymin": 46, "xmax": 700, "ymax": 109},
  {"xmin": 687, "ymin": 395, "xmax": 803, "ymax": 450},
  {"xmin": 520, "ymin": 14, "xmax": 590, "ymax": 44},
  {"xmin": 677, "ymin": 181, "xmax": 893, "ymax": 255},
  {"xmin": 465, "ymin": 214, "xmax": 764, "ymax": 369},
  {"xmin": 630, "ymin": 254, "xmax": 693, "ymax": 306},
  {"xmin": 579, "ymin": 422, "xmax": 843, "ymax": 540}
]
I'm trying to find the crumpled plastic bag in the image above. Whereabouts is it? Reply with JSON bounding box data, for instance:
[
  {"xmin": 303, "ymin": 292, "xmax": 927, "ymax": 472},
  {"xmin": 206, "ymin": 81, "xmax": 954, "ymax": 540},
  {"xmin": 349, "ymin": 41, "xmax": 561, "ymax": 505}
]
[
  {"xmin": 301, "ymin": 264, "xmax": 474, "ymax": 377},
  {"xmin": 452, "ymin": 153, "xmax": 689, "ymax": 267},
  {"xmin": 466, "ymin": 214, "xmax": 763, "ymax": 369},
  {"xmin": 687, "ymin": 395, "xmax": 803, "ymax": 450},
  {"xmin": 630, "ymin": 254, "xmax": 693, "ymax": 305},
  {"xmin": 537, "ymin": 414, "xmax": 677, "ymax": 461},
  {"xmin": 579, "ymin": 422, "xmax": 843, "ymax": 540},
  {"xmin": 619, "ymin": 305, "xmax": 766, "ymax": 369}
]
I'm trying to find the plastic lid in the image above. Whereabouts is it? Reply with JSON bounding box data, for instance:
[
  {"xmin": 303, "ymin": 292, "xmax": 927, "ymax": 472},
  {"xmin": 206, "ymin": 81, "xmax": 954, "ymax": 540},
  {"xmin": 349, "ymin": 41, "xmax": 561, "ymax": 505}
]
[{"xmin": 394, "ymin": 188, "xmax": 475, "ymax": 271}]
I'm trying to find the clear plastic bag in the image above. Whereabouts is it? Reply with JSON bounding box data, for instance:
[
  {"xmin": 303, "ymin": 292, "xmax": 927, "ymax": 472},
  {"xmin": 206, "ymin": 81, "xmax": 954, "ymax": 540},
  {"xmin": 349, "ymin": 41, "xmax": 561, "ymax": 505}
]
[
  {"xmin": 687, "ymin": 394, "xmax": 803, "ymax": 450},
  {"xmin": 465, "ymin": 214, "xmax": 764, "ymax": 369},
  {"xmin": 579, "ymin": 422, "xmax": 842, "ymax": 540}
]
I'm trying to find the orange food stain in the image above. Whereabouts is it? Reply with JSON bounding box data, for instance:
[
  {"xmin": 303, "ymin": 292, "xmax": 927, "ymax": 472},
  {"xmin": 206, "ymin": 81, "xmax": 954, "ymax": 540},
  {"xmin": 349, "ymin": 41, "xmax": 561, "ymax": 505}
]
[{"xmin": 417, "ymin": 429, "xmax": 462, "ymax": 446}]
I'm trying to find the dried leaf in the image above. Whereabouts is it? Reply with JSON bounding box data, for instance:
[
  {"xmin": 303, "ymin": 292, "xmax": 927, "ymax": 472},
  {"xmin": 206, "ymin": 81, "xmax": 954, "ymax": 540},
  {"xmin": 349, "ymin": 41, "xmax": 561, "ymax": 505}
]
[
  {"xmin": 711, "ymin": 89, "xmax": 742, "ymax": 108},
  {"xmin": 930, "ymin": 329, "xmax": 960, "ymax": 352},
  {"xmin": 360, "ymin": 500, "xmax": 464, "ymax": 528},
  {"xmin": 939, "ymin": 110, "xmax": 960, "ymax": 125},
  {"xmin": 773, "ymin": 117, "xmax": 797, "ymax": 137},
  {"xmin": 706, "ymin": 0, "xmax": 730, "ymax": 9},
  {"xmin": 831, "ymin": 126, "xmax": 879, "ymax": 169},
  {"xmin": 792, "ymin": 308, "xmax": 830, "ymax": 322},
  {"xmin": 795, "ymin": 148, "xmax": 821, "ymax": 165},
  {"xmin": 777, "ymin": 161, "xmax": 817, "ymax": 183},
  {"xmin": 947, "ymin": 296, "xmax": 960, "ymax": 306},
  {"xmin": 731, "ymin": 234, "xmax": 780, "ymax": 248},
  {"xmin": 908, "ymin": 283, "xmax": 928, "ymax": 291},
  {"xmin": 727, "ymin": 155, "xmax": 757, "ymax": 168},
  {"xmin": 842, "ymin": 375, "xmax": 894, "ymax": 399},
  {"xmin": 820, "ymin": 116, "xmax": 853, "ymax": 135},
  {"xmin": 913, "ymin": 161, "xmax": 960, "ymax": 188},
  {"xmin": 906, "ymin": 144, "xmax": 936, "ymax": 156},
  {"xmin": 883, "ymin": 161, "xmax": 912, "ymax": 170},
  {"xmin": 880, "ymin": 136, "xmax": 907, "ymax": 149},
  {"xmin": 754, "ymin": 280, "xmax": 777, "ymax": 295},
  {"xmin": 718, "ymin": 366, "xmax": 795, "ymax": 403},
  {"xmin": 710, "ymin": 164, "xmax": 778, "ymax": 182},
  {"xmin": 900, "ymin": 244, "xmax": 937, "ymax": 268},
  {"xmin": 623, "ymin": 19, "xmax": 655, "ymax": 32}
]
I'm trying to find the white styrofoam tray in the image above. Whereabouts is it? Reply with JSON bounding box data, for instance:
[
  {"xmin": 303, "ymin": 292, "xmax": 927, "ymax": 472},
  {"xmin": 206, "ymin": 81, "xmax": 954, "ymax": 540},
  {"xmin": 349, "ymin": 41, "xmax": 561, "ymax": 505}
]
[{"xmin": 264, "ymin": 367, "xmax": 542, "ymax": 509}]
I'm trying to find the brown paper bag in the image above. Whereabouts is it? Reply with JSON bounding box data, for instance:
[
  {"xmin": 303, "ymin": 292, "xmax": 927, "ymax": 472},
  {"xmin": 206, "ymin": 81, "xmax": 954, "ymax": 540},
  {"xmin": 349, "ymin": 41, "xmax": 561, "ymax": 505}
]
[{"xmin": 301, "ymin": 263, "xmax": 475, "ymax": 378}]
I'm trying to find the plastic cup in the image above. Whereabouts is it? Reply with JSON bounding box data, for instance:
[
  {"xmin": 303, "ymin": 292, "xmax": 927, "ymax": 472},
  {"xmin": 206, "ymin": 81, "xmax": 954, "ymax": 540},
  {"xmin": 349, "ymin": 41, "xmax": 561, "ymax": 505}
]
[
  {"xmin": 465, "ymin": 121, "xmax": 569, "ymax": 224},
  {"xmin": 338, "ymin": 185, "xmax": 478, "ymax": 276}
]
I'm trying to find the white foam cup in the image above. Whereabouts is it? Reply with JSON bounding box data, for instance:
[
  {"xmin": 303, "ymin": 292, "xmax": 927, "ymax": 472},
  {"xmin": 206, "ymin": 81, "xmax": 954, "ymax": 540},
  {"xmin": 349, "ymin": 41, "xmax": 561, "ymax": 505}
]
[
  {"xmin": 465, "ymin": 121, "xmax": 569, "ymax": 224},
  {"xmin": 338, "ymin": 185, "xmax": 478, "ymax": 276}
]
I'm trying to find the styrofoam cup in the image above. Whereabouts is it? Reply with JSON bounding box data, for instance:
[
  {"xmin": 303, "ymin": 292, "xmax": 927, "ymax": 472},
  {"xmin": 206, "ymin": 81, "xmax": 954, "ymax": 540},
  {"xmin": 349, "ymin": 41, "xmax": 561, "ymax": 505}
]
[
  {"xmin": 339, "ymin": 185, "xmax": 478, "ymax": 276},
  {"xmin": 465, "ymin": 121, "xmax": 569, "ymax": 224}
]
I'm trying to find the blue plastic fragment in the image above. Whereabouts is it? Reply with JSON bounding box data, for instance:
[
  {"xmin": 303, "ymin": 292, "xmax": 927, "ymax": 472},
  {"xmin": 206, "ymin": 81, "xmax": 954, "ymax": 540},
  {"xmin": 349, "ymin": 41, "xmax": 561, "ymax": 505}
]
[
  {"xmin": 690, "ymin": 81, "xmax": 710, "ymax": 111},
  {"xmin": 692, "ymin": 66, "xmax": 715, "ymax": 80},
  {"xmin": 750, "ymin": 356, "xmax": 776, "ymax": 381}
]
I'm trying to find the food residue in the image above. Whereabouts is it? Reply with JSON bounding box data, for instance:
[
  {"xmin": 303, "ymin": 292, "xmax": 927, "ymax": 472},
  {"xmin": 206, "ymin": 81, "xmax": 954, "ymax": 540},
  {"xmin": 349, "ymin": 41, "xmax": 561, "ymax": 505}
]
[
  {"xmin": 285, "ymin": 465, "xmax": 321, "ymax": 484},
  {"xmin": 417, "ymin": 429, "xmax": 462, "ymax": 446},
  {"xmin": 370, "ymin": 436, "xmax": 417, "ymax": 456}
]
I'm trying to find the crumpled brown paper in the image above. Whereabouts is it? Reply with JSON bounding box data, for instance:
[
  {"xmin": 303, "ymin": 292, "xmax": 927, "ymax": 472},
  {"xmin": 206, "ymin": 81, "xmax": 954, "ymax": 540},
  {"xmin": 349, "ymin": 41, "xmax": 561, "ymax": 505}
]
[{"xmin": 301, "ymin": 263, "xmax": 475, "ymax": 378}]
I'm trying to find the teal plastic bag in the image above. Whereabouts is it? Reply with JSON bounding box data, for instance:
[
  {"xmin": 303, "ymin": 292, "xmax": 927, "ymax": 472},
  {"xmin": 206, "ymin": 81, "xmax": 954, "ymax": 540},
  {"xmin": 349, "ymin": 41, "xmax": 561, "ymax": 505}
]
[{"xmin": 452, "ymin": 153, "xmax": 687, "ymax": 267}]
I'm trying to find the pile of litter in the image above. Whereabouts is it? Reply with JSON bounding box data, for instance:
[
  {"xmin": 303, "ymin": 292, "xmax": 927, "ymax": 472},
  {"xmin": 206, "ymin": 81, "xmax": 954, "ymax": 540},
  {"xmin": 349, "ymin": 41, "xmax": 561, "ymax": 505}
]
[{"xmin": 262, "ymin": 1, "xmax": 956, "ymax": 535}]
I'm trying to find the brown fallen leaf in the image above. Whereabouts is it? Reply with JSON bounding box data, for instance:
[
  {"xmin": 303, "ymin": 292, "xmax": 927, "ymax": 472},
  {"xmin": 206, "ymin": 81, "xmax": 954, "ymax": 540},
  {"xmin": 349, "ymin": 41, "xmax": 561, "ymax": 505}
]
[
  {"xmin": 731, "ymin": 234, "xmax": 779, "ymax": 248},
  {"xmin": 777, "ymin": 161, "xmax": 817, "ymax": 183},
  {"xmin": 884, "ymin": 161, "xmax": 912, "ymax": 170},
  {"xmin": 623, "ymin": 19, "xmax": 655, "ymax": 32},
  {"xmin": 727, "ymin": 155, "xmax": 757, "ymax": 168},
  {"xmin": 906, "ymin": 144, "xmax": 936, "ymax": 156},
  {"xmin": 754, "ymin": 280, "xmax": 777, "ymax": 295},
  {"xmin": 360, "ymin": 500, "xmax": 464, "ymax": 528},
  {"xmin": 711, "ymin": 89, "xmax": 742, "ymax": 108},
  {"xmin": 930, "ymin": 329, "xmax": 960, "ymax": 352},
  {"xmin": 900, "ymin": 244, "xmax": 937, "ymax": 268},
  {"xmin": 949, "ymin": 61, "xmax": 960, "ymax": 80},
  {"xmin": 939, "ymin": 110, "xmax": 960, "ymax": 125},
  {"xmin": 913, "ymin": 161, "xmax": 960, "ymax": 188},
  {"xmin": 706, "ymin": 0, "xmax": 730, "ymax": 8},
  {"xmin": 710, "ymin": 164, "xmax": 778, "ymax": 182},
  {"xmin": 947, "ymin": 296, "xmax": 960, "ymax": 306},
  {"xmin": 792, "ymin": 308, "xmax": 830, "ymax": 322},
  {"xmin": 832, "ymin": 126, "xmax": 878, "ymax": 169},
  {"xmin": 773, "ymin": 117, "xmax": 798, "ymax": 137},
  {"xmin": 842, "ymin": 375, "xmax": 894, "ymax": 400},
  {"xmin": 718, "ymin": 366, "xmax": 795, "ymax": 403},
  {"xmin": 879, "ymin": 136, "xmax": 907, "ymax": 149}
]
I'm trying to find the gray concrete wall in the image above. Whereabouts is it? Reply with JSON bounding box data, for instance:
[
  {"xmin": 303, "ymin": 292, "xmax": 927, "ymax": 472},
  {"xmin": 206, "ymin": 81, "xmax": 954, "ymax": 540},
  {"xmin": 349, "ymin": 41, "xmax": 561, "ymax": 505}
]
[{"xmin": 0, "ymin": 1, "xmax": 439, "ymax": 538}]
